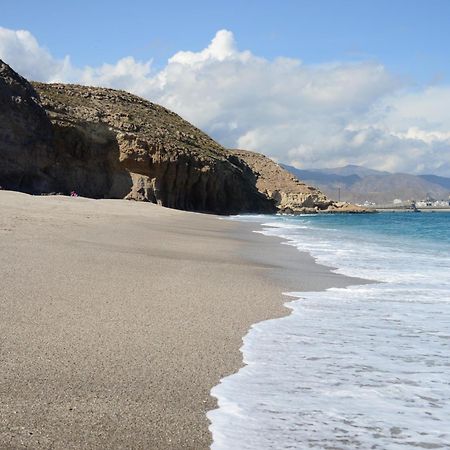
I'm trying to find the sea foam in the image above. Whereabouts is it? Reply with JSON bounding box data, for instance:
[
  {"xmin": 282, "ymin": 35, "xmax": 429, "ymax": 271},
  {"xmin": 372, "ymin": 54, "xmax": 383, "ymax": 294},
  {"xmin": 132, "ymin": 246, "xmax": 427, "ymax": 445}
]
[{"xmin": 208, "ymin": 213, "xmax": 450, "ymax": 449}]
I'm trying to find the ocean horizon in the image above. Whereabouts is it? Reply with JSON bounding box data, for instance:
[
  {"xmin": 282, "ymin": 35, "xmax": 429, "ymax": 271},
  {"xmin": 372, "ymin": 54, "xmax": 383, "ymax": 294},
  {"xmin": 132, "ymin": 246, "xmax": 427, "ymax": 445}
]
[{"xmin": 209, "ymin": 212, "xmax": 450, "ymax": 449}]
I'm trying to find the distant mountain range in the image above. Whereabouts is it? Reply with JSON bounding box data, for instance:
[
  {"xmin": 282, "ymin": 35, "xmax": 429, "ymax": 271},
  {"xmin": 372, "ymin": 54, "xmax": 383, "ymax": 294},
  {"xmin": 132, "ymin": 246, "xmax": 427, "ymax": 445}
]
[{"xmin": 281, "ymin": 164, "xmax": 450, "ymax": 204}]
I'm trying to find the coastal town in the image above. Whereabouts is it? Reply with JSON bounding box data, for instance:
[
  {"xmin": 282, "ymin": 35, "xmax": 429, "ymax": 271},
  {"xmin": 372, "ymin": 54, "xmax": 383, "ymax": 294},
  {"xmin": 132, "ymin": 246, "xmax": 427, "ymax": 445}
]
[{"xmin": 362, "ymin": 197, "xmax": 450, "ymax": 211}]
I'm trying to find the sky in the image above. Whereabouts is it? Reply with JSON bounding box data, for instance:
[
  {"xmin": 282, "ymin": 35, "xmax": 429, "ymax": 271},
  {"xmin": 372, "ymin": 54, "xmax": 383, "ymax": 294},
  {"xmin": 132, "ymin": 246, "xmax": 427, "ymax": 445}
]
[{"xmin": 1, "ymin": 0, "xmax": 450, "ymax": 176}]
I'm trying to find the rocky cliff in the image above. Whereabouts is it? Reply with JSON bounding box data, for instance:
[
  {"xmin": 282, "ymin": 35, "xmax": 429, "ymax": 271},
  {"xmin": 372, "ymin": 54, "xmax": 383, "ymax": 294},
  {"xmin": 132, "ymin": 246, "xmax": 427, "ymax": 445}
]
[
  {"xmin": 0, "ymin": 59, "xmax": 366, "ymax": 215},
  {"xmin": 0, "ymin": 59, "xmax": 273, "ymax": 214},
  {"xmin": 33, "ymin": 81, "xmax": 276, "ymax": 214},
  {"xmin": 0, "ymin": 60, "xmax": 54, "ymax": 192},
  {"xmin": 228, "ymin": 149, "xmax": 367, "ymax": 213}
]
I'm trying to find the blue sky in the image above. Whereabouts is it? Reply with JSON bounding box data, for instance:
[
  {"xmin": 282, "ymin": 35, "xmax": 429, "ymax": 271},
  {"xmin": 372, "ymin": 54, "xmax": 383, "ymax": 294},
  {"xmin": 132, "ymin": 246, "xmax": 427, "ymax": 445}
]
[
  {"xmin": 2, "ymin": 0, "xmax": 449, "ymax": 83},
  {"xmin": 1, "ymin": 0, "xmax": 450, "ymax": 175}
]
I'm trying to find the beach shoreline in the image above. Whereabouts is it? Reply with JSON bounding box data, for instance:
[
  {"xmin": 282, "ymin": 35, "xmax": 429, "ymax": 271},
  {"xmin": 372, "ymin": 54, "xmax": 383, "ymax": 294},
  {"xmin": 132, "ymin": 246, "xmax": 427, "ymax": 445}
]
[{"xmin": 0, "ymin": 191, "xmax": 366, "ymax": 449}]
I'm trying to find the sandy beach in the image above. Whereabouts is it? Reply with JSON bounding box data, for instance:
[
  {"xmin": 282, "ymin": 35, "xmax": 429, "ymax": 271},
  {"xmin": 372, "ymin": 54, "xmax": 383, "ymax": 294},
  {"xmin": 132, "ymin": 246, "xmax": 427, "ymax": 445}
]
[{"xmin": 0, "ymin": 191, "xmax": 362, "ymax": 449}]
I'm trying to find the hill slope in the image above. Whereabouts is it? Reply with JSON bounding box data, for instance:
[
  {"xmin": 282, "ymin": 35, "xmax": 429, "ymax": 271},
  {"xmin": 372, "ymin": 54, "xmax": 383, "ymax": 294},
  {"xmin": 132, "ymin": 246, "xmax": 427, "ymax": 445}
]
[
  {"xmin": 0, "ymin": 58, "xmax": 274, "ymax": 214},
  {"xmin": 32, "ymin": 81, "xmax": 275, "ymax": 214},
  {"xmin": 0, "ymin": 58, "xmax": 367, "ymax": 215},
  {"xmin": 229, "ymin": 150, "xmax": 367, "ymax": 213},
  {"xmin": 282, "ymin": 164, "xmax": 450, "ymax": 204}
]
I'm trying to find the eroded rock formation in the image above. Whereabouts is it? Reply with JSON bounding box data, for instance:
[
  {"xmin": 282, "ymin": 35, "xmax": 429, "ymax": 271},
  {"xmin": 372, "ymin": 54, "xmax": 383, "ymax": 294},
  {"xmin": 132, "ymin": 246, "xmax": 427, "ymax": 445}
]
[
  {"xmin": 0, "ymin": 59, "xmax": 366, "ymax": 215},
  {"xmin": 0, "ymin": 60, "xmax": 54, "ymax": 192},
  {"xmin": 33, "ymin": 82, "xmax": 278, "ymax": 214},
  {"xmin": 228, "ymin": 149, "xmax": 367, "ymax": 213},
  {"xmin": 0, "ymin": 59, "xmax": 274, "ymax": 214}
]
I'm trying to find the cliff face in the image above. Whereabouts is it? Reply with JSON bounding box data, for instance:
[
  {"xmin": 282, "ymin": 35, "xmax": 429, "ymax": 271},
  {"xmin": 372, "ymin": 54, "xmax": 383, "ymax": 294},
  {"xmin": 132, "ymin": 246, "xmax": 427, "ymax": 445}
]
[
  {"xmin": 0, "ymin": 59, "xmax": 365, "ymax": 215},
  {"xmin": 31, "ymin": 82, "xmax": 274, "ymax": 214},
  {"xmin": 0, "ymin": 60, "xmax": 55, "ymax": 192},
  {"xmin": 0, "ymin": 59, "xmax": 274, "ymax": 214},
  {"xmin": 228, "ymin": 149, "xmax": 367, "ymax": 213}
]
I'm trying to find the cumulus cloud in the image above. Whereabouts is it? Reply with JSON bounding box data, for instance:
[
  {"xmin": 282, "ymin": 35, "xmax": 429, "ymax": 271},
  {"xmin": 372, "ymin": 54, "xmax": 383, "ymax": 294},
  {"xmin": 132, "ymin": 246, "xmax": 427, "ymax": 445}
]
[
  {"xmin": 0, "ymin": 27, "xmax": 73, "ymax": 82},
  {"xmin": 1, "ymin": 26, "xmax": 450, "ymax": 175},
  {"xmin": 80, "ymin": 57, "xmax": 153, "ymax": 93}
]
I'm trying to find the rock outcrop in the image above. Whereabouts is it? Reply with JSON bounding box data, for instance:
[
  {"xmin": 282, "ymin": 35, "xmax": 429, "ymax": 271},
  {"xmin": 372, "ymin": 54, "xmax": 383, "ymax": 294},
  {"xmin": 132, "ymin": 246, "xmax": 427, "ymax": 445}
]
[
  {"xmin": 0, "ymin": 60, "xmax": 54, "ymax": 192},
  {"xmin": 0, "ymin": 59, "xmax": 274, "ymax": 214},
  {"xmin": 0, "ymin": 59, "xmax": 367, "ymax": 215},
  {"xmin": 32, "ymin": 82, "xmax": 275, "ymax": 214},
  {"xmin": 228, "ymin": 149, "xmax": 367, "ymax": 213}
]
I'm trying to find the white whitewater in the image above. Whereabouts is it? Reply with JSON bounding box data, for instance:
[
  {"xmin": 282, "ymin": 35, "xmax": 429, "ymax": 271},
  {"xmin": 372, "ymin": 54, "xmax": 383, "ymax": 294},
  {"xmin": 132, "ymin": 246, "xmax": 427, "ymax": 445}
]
[{"xmin": 208, "ymin": 214, "xmax": 450, "ymax": 449}]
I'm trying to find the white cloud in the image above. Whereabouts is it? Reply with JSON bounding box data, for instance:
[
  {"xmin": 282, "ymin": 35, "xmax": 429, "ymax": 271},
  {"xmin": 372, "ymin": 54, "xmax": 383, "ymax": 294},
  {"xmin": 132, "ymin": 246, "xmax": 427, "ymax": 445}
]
[
  {"xmin": 0, "ymin": 27, "xmax": 73, "ymax": 82},
  {"xmin": 80, "ymin": 57, "xmax": 153, "ymax": 94},
  {"xmin": 168, "ymin": 29, "xmax": 248, "ymax": 64},
  {"xmin": 1, "ymin": 26, "xmax": 450, "ymax": 176}
]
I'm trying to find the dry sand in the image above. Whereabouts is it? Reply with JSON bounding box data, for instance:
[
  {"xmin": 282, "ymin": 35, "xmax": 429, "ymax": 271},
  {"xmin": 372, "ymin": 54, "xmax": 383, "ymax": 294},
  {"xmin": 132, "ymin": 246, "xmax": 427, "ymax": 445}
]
[{"xmin": 0, "ymin": 191, "xmax": 363, "ymax": 449}]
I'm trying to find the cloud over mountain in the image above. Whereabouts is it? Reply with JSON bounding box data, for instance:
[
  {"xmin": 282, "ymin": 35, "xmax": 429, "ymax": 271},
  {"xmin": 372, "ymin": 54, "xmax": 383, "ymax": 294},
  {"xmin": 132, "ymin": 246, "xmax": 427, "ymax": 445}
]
[{"xmin": 1, "ymin": 26, "xmax": 449, "ymax": 176}]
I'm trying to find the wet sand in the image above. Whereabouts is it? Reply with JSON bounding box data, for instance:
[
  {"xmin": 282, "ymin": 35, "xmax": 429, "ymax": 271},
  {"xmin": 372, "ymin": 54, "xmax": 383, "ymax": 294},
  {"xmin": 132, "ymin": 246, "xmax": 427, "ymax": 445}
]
[{"xmin": 0, "ymin": 191, "xmax": 364, "ymax": 449}]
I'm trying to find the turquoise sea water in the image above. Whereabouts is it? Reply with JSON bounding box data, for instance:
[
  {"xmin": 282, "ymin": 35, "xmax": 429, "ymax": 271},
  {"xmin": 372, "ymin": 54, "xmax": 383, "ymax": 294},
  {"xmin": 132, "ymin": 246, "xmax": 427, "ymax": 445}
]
[{"xmin": 208, "ymin": 212, "xmax": 450, "ymax": 450}]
